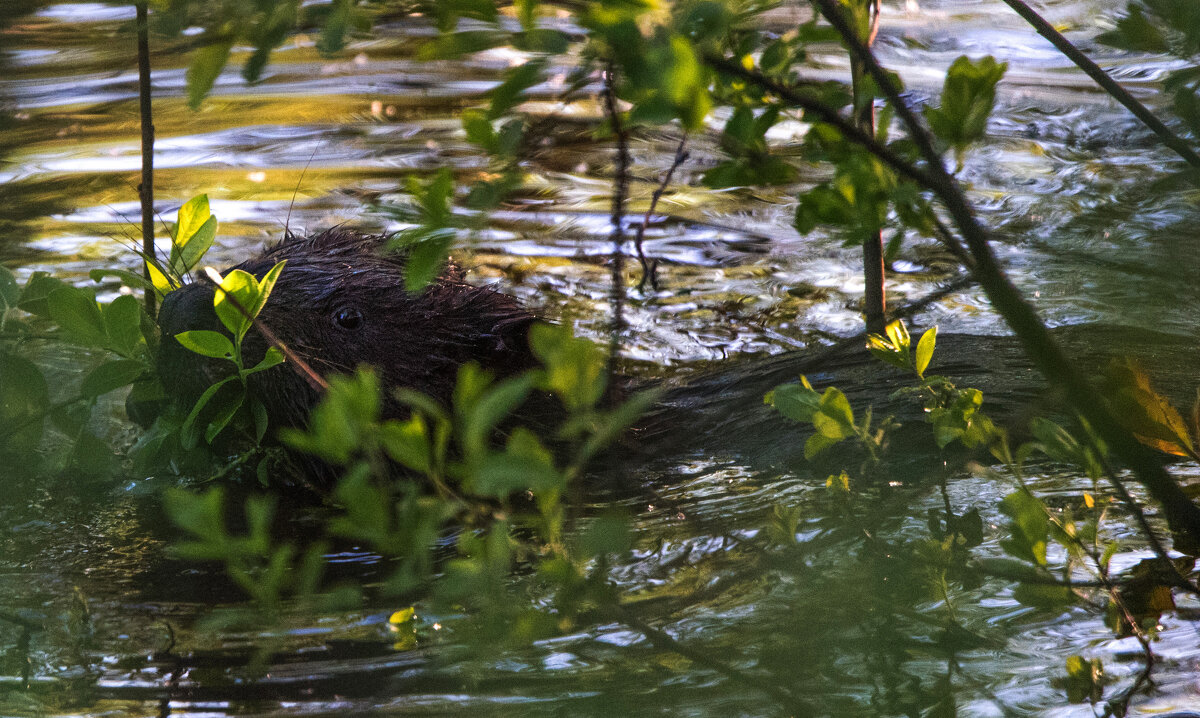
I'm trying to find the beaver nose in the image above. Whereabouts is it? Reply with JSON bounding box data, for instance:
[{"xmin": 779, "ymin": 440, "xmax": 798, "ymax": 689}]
[
  {"xmin": 155, "ymin": 282, "xmax": 234, "ymax": 410},
  {"xmin": 158, "ymin": 281, "xmax": 222, "ymax": 337}
]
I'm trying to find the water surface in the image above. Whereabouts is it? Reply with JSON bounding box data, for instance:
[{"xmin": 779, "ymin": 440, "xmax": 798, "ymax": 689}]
[{"xmin": 2, "ymin": 1, "xmax": 1199, "ymax": 715}]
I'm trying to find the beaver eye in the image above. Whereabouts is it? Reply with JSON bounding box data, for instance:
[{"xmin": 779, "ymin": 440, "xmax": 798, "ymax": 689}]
[{"xmin": 332, "ymin": 306, "xmax": 364, "ymax": 330}]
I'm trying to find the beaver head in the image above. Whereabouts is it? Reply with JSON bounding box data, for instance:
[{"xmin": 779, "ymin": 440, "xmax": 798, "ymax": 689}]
[{"xmin": 155, "ymin": 228, "xmax": 539, "ymax": 433}]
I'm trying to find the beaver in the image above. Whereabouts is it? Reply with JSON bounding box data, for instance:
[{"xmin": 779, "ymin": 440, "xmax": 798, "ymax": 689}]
[
  {"xmin": 154, "ymin": 228, "xmax": 1200, "ymax": 480},
  {"xmin": 156, "ymin": 228, "xmax": 541, "ymax": 438}
]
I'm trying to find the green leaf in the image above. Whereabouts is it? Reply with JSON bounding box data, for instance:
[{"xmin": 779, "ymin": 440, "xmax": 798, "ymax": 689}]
[
  {"xmin": 103, "ymin": 295, "xmax": 143, "ymax": 357},
  {"xmin": 813, "ymin": 387, "xmax": 854, "ymax": 439},
  {"xmin": 0, "ymin": 352, "xmax": 49, "ymax": 454},
  {"xmin": 459, "ymin": 371, "xmax": 536, "ymax": 461},
  {"xmin": 175, "ymin": 330, "xmax": 235, "ymax": 359},
  {"xmin": 514, "ymin": 28, "xmax": 569, "ymax": 54},
  {"xmin": 1063, "ymin": 655, "xmax": 1103, "ymax": 703},
  {"xmin": 211, "ymin": 261, "xmax": 285, "ymax": 342},
  {"xmin": 999, "ymin": 490, "xmax": 1049, "ymax": 566},
  {"xmin": 418, "ymin": 30, "xmax": 504, "ymax": 60},
  {"xmin": 1013, "ymin": 582, "xmax": 1075, "ymax": 609},
  {"xmin": 885, "ymin": 319, "xmax": 911, "ymax": 351},
  {"xmin": 473, "ymin": 427, "xmax": 561, "ymax": 496},
  {"xmin": 186, "ymin": 40, "xmax": 234, "ymax": 110},
  {"xmin": 529, "ymin": 322, "xmax": 606, "ymax": 412},
  {"xmin": 47, "ymin": 286, "xmax": 106, "ymax": 348},
  {"xmin": 329, "ymin": 466, "xmax": 392, "ymax": 544},
  {"xmin": 174, "ymin": 195, "xmax": 211, "ymax": 253},
  {"xmin": 579, "ymin": 388, "xmax": 660, "ymax": 466},
  {"xmin": 317, "ymin": 0, "xmax": 351, "ymax": 54},
  {"xmin": 765, "ymin": 379, "xmax": 822, "ymax": 422},
  {"xmin": 924, "ymin": 55, "xmax": 1007, "ymax": 155},
  {"xmin": 281, "ymin": 369, "xmax": 381, "ymax": 464},
  {"xmin": 403, "ymin": 229, "xmax": 455, "ymax": 293},
  {"xmin": 0, "ymin": 266, "xmax": 19, "ymax": 310},
  {"xmin": 145, "ymin": 259, "xmax": 174, "ymax": 295},
  {"xmin": 489, "ymin": 60, "xmax": 544, "ymax": 119},
  {"xmin": 164, "ymin": 486, "xmax": 228, "ymax": 553},
  {"xmin": 804, "ymin": 432, "xmax": 840, "ymax": 459},
  {"xmin": 380, "ymin": 415, "xmax": 433, "ymax": 475},
  {"xmin": 175, "ymin": 215, "xmax": 217, "ymax": 277},
  {"xmin": 576, "ymin": 513, "xmax": 632, "ymax": 558},
  {"xmin": 914, "ymin": 326, "xmax": 937, "ymax": 378},
  {"xmin": 1097, "ymin": 5, "xmax": 1167, "ymax": 53},
  {"xmin": 244, "ymin": 346, "xmax": 285, "ymax": 375},
  {"xmin": 515, "ymin": 0, "xmax": 537, "ymax": 29},
  {"xmin": 81, "ymin": 359, "xmax": 146, "ymax": 398},
  {"xmin": 181, "ymin": 376, "xmax": 237, "ymax": 449},
  {"xmin": 17, "ymin": 272, "xmax": 66, "ymax": 318},
  {"xmin": 204, "ymin": 391, "xmax": 245, "ymax": 444},
  {"xmin": 462, "ymin": 109, "xmax": 497, "ymax": 152}
]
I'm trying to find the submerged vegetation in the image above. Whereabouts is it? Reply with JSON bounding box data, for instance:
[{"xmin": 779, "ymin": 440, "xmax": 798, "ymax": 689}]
[{"xmin": 2, "ymin": 0, "xmax": 1200, "ymax": 714}]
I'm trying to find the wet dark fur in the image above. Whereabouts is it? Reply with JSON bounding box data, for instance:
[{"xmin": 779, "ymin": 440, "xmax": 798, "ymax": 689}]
[{"xmin": 156, "ymin": 229, "xmax": 1200, "ymax": 483}]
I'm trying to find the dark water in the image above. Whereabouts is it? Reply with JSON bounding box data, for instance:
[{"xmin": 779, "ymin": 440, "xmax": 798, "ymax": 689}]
[{"xmin": 2, "ymin": 1, "xmax": 1200, "ymax": 715}]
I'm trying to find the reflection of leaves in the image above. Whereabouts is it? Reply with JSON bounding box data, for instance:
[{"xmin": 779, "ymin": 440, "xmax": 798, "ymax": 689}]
[
  {"xmin": 1062, "ymin": 655, "xmax": 1104, "ymax": 704},
  {"xmin": 187, "ymin": 40, "xmax": 234, "ymax": 110}
]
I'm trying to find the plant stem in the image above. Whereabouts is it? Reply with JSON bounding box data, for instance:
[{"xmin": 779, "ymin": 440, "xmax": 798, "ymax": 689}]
[
  {"xmin": 850, "ymin": 0, "xmax": 887, "ymax": 334},
  {"xmin": 634, "ymin": 134, "xmax": 688, "ymax": 293},
  {"xmin": 136, "ymin": 2, "xmax": 156, "ymax": 318},
  {"xmin": 601, "ymin": 60, "xmax": 629, "ymax": 387}
]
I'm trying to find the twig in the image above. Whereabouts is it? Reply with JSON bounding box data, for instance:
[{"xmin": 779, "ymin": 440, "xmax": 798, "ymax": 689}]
[
  {"xmin": 136, "ymin": 2, "xmax": 156, "ymax": 318},
  {"xmin": 999, "ymin": 0, "xmax": 1200, "ymax": 171},
  {"xmin": 601, "ymin": 60, "xmax": 629, "ymax": 384},
  {"xmin": 809, "ymin": 0, "xmax": 1200, "ymax": 546},
  {"xmin": 200, "ymin": 270, "xmax": 329, "ymax": 393},
  {"xmin": 634, "ymin": 134, "xmax": 688, "ymax": 293},
  {"xmin": 852, "ymin": 0, "xmax": 886, "ymax": 334}
]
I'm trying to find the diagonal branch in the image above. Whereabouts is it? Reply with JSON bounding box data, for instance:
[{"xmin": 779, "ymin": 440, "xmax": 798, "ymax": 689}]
[
  {"xmin": 999, "ymin": 0, "xmax": 1200, "ymax": 171},
  {"xmin": 809, "ymin": 0, "xmax": 1200, "ymax": 545}
]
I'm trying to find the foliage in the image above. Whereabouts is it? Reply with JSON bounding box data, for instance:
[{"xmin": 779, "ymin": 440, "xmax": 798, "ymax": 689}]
[
  {"xmin": 170, "ymin": 321, "xmax": 654, "ymax": 645},
  {"xmin": 766, "ymin": 318, "xmax": 1200, "ymax": 709}
]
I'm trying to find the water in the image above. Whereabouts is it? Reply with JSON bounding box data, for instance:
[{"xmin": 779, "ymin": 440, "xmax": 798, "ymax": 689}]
[{"xmin": 2, "ymin": 0, "xmax": 1200, "ymax": 715}]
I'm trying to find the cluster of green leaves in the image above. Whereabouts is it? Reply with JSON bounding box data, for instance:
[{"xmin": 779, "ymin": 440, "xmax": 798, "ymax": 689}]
[
  {"xmin": 764, "ymin": 318, "xmax": 1200, "ymax": 707},
  {"xmin": 0, "ymin": 263, "xmax": 155, "ymax": 475},
  {"xmin": 172, "ymin": 261, "xmax": 286, "ymax": 451},
  {"xmin": 122, "ymin": 196, "xmax": 295, "ymax": 478},
  {"xmin": 0, "ymin": 193, "xmax": 284, "ymax": 480},
  {"xmin": 385, "ymin": 169, "xmax": 471, "ymax": 293},
  {"xmin": 168, "ymin": 320, "xmax": 655, "ymax": 643},
  {"xmin": 0, "ymin": 196, "xmax": 223, "ymax": 473},
  {"xmin": 794, "ymin": 53, "xmax": 1003, "ymax": 250},
  {"xmin": 765, "ymin": 320, "xmax": 993, "ymax": 476}
]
